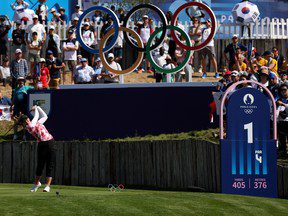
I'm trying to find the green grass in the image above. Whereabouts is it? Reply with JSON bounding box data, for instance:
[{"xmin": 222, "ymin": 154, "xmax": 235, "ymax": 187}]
[{"xmin": 0, "ymin": 184, "xmax": 287, "ymax": 216}]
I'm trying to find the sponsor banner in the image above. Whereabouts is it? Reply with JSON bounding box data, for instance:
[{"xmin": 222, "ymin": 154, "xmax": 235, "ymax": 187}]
[{"xmin": 28, "ymin": 92, "xmax": 51, "ymax": 117}]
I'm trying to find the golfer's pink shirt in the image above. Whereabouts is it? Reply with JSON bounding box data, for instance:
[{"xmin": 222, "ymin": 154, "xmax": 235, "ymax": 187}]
[{"xmin": 26, "ymin": 122, "xmax": 53, "ymax": 142}]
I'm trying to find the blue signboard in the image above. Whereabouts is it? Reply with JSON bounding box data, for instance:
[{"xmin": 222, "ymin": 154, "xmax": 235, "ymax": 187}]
[{"xmin": 221, "ymin": 88, "xmax": 277, "ymax": 198}]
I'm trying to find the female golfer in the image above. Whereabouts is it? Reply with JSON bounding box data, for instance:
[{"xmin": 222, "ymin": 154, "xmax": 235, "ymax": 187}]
[{"xmin": 18, "ymin": 105, "xmax": 55, "ymax": 192}]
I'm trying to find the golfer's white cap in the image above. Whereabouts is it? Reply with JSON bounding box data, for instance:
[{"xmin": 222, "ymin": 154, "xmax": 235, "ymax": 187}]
[
  {"xmin": 15, "ymin": 49, "xmax": 22, "ymax": 54},
  {"xmin": 50, "ymin": 8, "xmax": 56, "ymax": 13},
  {"xmin": 33, "ymin": 15, "xmax": 38, "ymax": 19},
  {"xmin": 49, "ymin": 25, "xmax": 55, "ymax": 30},
  {"xmin": 108, "ymin": 53, "xmax": 114, "ymax": 58},
  {"xmin": 232, "ymin": 34, "xmax": 238, "ymax": 38},
  {"xmin": 83, "ymin": 22, "xmax": 90, "ymax": 26},
  {"xmin": 39, "ymin": 58, "xmax": 46, "ymax": 63},
  {"xmin": 73, "ymin": 17, "xmax": 79, "ymax": 21},
  {"xmin": 142, "ymin": 15, "xmax": 149, "ymax": 19}
]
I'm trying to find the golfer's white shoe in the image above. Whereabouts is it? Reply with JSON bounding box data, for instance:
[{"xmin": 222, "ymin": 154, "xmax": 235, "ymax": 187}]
[
  {"xmin": 43, "ymin": 186, "xmax": 50, "ymax": 192},
  {"xmin": 30, "ymin": 182, "xmax": 41, "ymax": 192}
]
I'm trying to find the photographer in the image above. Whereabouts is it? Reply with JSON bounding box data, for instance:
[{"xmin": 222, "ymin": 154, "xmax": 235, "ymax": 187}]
[{"xmin": 277, "ymin": 83, "xmax": 288, "ymax": 155}]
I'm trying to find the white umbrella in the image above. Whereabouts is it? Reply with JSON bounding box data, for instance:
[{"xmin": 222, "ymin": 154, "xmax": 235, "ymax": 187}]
[{"xmin": 232, "ymin": 1, "xmax": 260, "ymax": 24}]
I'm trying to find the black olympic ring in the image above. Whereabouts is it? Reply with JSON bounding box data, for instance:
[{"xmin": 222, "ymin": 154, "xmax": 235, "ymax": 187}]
[{"xmin": 122, "ymin": 3, "xmax": 168, "ymax": 52}]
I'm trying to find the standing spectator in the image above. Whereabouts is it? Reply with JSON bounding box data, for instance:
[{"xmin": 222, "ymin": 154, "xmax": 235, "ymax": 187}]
[
  {"xmin": 10, "ymin": 0, "xmax": 29, "ymax": 22},
  {"xmin": 0, "ymin": 58, "xmax": 11, "ymax": 87},
  {"xmin": 93, "ymin": 57, "xmax": 103, "ymax": 82},
  {"xmin": 45, "ymin": 25, "xmax": 61, "ymax": 58},
  {"xmin": 137, "ymin": 15, "xmax": 154, "ymax": 74},
  {"xmin": 28, "ymin": 31, "xmax": 42, "ymax": 80},
  {"xmin": 38, "ymin": 58, "xmax": 50, "ymax": 89},
  {"xmin": 0, "ymin": 89, "xmax": 12, "ymax": 105},
  {"xmin": 92, "ymin": 10, "xmax": 104, "ymax": 24},
  {"xmin": 68, "ymin": 17, "xmax": 79, "ymax": 37},
  {"xmin": 36, "ymin": 0, "xmax": 48, "ymax": 25},
  {"xmin": 188, "ymin": 16, "xmax": 203, "ymax": 73},
  {"xmin": 74, "ymin": 58, "xmax": 94, "ymax": 84},
  {"xmin": 113, "ymin": 30, "xmax": 123, "ymax": 64},
  {"xmin": 223, "ymin": 34, "xmax": 247, "ymax": 70},
  {"xmin": 0, "ymin": 15, "xmax": 12, "ymax": 64},
  {"xmin": 154, "ymin": 47, "xmax": 168, "ymax": 83},
  {"xmin": 276, "ymin": 83, "xmax": 288, "ymax": 155},
  {"xmin": 199, "ymin": 19, "xmax": 218, "ymax": 78},
  {"xmin": 12, "ymin": 21, "xmax": 26, "ymax": 58},
  {"xmin": 263, "ymin": 51, "xmax": 278, "ymax": 75},
  {"xmin": 99, "ymin": 53, "xmax": 121, "ymax": 83},
  {"xmin": 71, "ymin": 5, "xmax": 83, "ymax": 21},
  {"xmin": 175, "ymin": 38, "xmax": 193, "ymax": 82},
  {"xmin": 46, "ymin": 50, "xmax": 65, "ymax": 89},
  {"xmin": 26, "ymin": 15, "xmax": 46, "ymax": 42},
  {"xmin": 50, "ymin": 8, "xmax": 60, "ymax": 24},
  {"xmin": 81, "ymin": 22, "xmax": 95, "ymax": 66},
  {"xmin": 162, "ymin": 55, "xmax": 176, "ymax": 83},
  {"xmin": 272, "ymin": 47, "xmax": 284, "ymax": 72},
  {"xmin": 63, "ymin": 30, "xmax": 79, "ymax": 84},
  {"xmin": 10, "ymin": 49, "xmax": 28, "ymax": 89},
  {"xmin": 100, "ymin": 16, "xmax": 113, "ymax": 38},
  {"xmin": 117, "ymin": 8, "xmax": 125, "ymax": 23},
  {"xmin": 58, "ymin": 7, "xmax": 68, "ymax": 25}
]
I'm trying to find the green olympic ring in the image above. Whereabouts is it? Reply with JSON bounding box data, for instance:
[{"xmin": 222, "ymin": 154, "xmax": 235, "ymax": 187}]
[{"xmin": 145, "ymin": 25, "xmax": 192, "ymax": 74}]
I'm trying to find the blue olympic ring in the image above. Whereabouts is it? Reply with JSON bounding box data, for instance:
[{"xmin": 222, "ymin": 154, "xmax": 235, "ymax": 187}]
[{"xmin": 76, "ymin": 6, "xmax": 120, "ymax": 55}]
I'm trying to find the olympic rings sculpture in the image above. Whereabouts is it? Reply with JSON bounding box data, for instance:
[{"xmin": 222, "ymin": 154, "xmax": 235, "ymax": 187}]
[
  {"xmin": 108, "ymin": 184, "xmax": 125, "ymax": 192},
  {"xmin": 76, "ymin": 3, "xmax": 217, "ymax": 75}
]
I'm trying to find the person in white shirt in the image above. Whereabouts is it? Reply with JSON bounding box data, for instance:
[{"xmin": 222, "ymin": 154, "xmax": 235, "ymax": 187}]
[
  {"xmin": 26, "ymin": 15, "xmax": 46, "ymax": 42},
  {"xmin": 28, "ymin": 31, "xmax": 42, "ymax": 81},
  {"xmin": 99, "ymin": 53, "xmax": 121, "ymax": 83},
  {"xmin": 10, "ymin": 0, "xmax": 29, "ymax": 22},
  {"xmin": 137, "ymin": 15, "xmax": 154, "ymax": 74},
  {"xmin": 153, "ymin": 47, "xmax": 167, "ymax": 83},
  {"xmin": 81, "ymin": 22, "xmax": 95, "ymax": 66},
  {"xmin": 162, "ymin": 55, "xmax": 176, "ymax": 83},
  {"xmin": 63, "ymin": 30, "xmax": 79, "ymax": 84},
  {"xmin": 0, "ymin": 58, "xmax": 11, "ymax": 86},
  {"xmin": 74, "ymin": 58, "xmax": 95, "ymax": 84},
  {"xmin": 71, "ymin": 5, "xmax": 83, "ymax": 20},
  {"xmin": 199, "ymin": 19, "xmax": 218, "ymax": 79}
]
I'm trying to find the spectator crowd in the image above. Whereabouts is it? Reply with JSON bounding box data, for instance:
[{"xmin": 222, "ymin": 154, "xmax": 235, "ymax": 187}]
[{"xmin": 0, "ymin": 1, "xmax": 287, "ymax": 154}]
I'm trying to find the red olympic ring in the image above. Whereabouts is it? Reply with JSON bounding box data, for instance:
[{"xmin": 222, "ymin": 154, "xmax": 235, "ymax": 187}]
[
  {"xmin": 171, "ymin": 2, "xmax": 217, "ymax": 51},
  {"xmin": 118, "ymin": 184, "xmax": 125, "ymax": 190}
]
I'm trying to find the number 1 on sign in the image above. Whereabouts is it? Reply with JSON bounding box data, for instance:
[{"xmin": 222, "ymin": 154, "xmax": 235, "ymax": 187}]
[{"xmin": 244, "ymin": 122, "xmax": 253, "ymax": 144}]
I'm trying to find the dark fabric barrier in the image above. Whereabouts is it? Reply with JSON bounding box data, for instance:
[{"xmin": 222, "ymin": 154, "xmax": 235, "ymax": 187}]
[{"xmin": 29, "ymin": 83, "xmax": 218, "ymax": 140}]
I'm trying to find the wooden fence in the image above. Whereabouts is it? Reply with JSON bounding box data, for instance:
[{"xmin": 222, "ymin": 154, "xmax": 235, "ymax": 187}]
[{"xmin": 0, "ymin": 140, "xmax": 287, "ymax": 198}]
